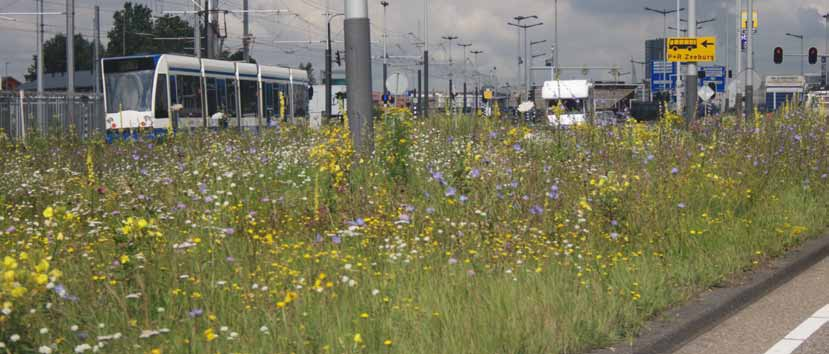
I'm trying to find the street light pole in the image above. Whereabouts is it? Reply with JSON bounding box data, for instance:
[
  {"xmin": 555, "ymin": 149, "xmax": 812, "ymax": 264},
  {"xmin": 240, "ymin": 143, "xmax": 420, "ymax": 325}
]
[
  {"xmin": 644, "ymin": 7, "xmax": 684, "ymax": 40},
  {"xmin": 381, "ymin": 1, "xmax": 389, "ymax": 96},
  {"xmin": 471, "ymin": 49, "xmax": 483, "ymax": 113},
  {"xmin": 442, "ymin": 35, "xmax": 458, "ymax": 111},
  {"xmin": 458, "ymin": 42, "xmax": 471, "ymax": 112},
  {"xmin": 824, "ymin": 14, "xmax": 828, "ymax": 88},
  {"xmin": 344, "ymin": 0, "xmax": 374, "ymax": 154},
  {"xmin": 508, "ymin": 18, "xmax": 542, "ymax": 102},
  {"xmin": 423, "ymin": 0, "xmax": 429, "ymax": 117},
  {"xmin": 745, "ymin": 0, "xmax": 754, "ymax": 118},
  {"xmin": 685, "ymin": 0, "xmax": 698, "ymax": 123},
  {"xmin": 785, "ymin": 33, "xmax": 805, "ymax": 76}
]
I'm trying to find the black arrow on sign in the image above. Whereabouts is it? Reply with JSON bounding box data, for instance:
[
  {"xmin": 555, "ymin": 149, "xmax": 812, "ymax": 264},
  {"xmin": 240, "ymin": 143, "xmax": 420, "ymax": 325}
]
[{"xmin": 700, "ymin": 39, "xmax": 712, "ymax": 48}]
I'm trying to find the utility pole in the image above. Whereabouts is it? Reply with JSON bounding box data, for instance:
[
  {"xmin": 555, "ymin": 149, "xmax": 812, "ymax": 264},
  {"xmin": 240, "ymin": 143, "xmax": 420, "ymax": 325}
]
[
  {"xmin": 94, "ymin": 6, "xmax": 100, "ymax": 96},
  {"xmin": 423, "ymin": 0, "xmax": 429, "ymax": 117},
  {"xmin": 745, "ymin": 0, "xmax": 754, "ymax": 119},
  {"xmin": 554, "ymin": 0, "xmax": 558, "ymax": 78},
  {"xmin": 442, "ymin": 35, "xmax": 458, "ymax": 111},
  {"xmin": 675, "ymin": 0, "xmax": 682, "ymax": 115},
  {"xmin": 37, "ymin": 0, "xmax": 44, "ymax": 96},
  {"xmin": 508, "ymin": 17, "xmax": 542, "ymax": 102},
  {"xmin": 344, "ymin": 0, "xmax": 373, "ymax": 154},
  {"xmin": 243, "ymin": 0, "xmax": 249, "ymax": 61},
  {"xmin": 458, "ymin": 42, "xmax": 471, "ymax": 113},
  {"xmin": 471, "ymin": 49, "xmax": 483, "ymax": 113},
  {"xmin": 417, "ymin": 69, "xmax": 422, "ymax": 116},
  {"xmin": 66, "ymin": 0, "xmax": 75, "ymax": 127},
  {"xmin": 194, "ymin": 1, "xmax": 201, "ymax": 58},
  {"xmin": 685, "ymin": 0, "xmax": 697, "ymax": 123},
  {"xmin": 381, "ymin": 1, "xmax": 389, "ymax": 96},
  {"xmin": 824, "ymin": 13, "xmax": 828, "ymax": 88},
  {"xmin": 736, "ymin": 0, "xmax": 742, "ymax": 117}
]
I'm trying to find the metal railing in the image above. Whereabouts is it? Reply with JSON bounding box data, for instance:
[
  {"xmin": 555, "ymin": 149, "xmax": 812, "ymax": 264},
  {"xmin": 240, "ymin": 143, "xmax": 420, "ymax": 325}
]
[{"xmin": 0, "ymin": 91, "xmax": 104, "ymax": 140}]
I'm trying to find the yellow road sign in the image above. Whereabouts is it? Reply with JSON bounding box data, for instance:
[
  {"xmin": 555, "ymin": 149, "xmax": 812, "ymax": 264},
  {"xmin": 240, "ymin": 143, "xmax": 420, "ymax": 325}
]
[
  {"xmin": 666, "ymin": 37, "xmax": 716, "ymax": 63},
  {"xmin": 483, "ymin": 89, "xmax": 493, "ymax": 100},
  {"xmin": 741, "ymin": 10, "xmax": 758, "ymax": 29}
]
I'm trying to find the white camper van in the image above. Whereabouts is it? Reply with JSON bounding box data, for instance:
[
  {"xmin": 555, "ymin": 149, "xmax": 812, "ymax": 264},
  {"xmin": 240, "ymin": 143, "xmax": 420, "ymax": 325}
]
[{"xmin": 542, "ymin": 80, "xmax": 594, "ymax": 126}]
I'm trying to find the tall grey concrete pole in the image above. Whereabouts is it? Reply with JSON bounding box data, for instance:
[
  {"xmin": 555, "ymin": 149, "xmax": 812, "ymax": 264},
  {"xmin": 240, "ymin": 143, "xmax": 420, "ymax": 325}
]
[
  {"xmin": 675, "ymin": 0, "xmax": 682, "ymax": 114},
  {"xmin": 423, "ymin": 0, "xmax": 429, "ymax": 117},
  {"xmin": 66, "ymin": 0, "xmax": 74, "ymax": 95},
  {"xmin": 554, "ymin": 0, "xmax": 558, "ymax": 78},
  {"xmin": 745, "ymin": 0, "xmax": 754, "ymax": 119},
  {"xmin": 459, "ymin": 43, "xmax": 471, "ymax": 113},
  {"xmin": 94, "ymin": 6, "xmax": 100, "ymax": 96},
  {"xmin": 194, "ymin": 2, "xmax": 201, "ymax": 58},
  {"xmin": 684, "ymin": 0, "xmax": 697, "ymax": 123},
  {"xmin": 381, "ymin": 1, "xmax": 389, "ymax": 97},
  {"xmin": 735, "ymin": 0, "xmax": 742, "ymax": 117},
  {"xmin": 824, "ymin": 14, "xmax": 828, "ymax": 88},
  {"xmin": 344, "ymin": 0, "xmax": 374, "ymax": 154},
  {"xmin": 243, "ymin": 0, "xmax": 249, "ymax": 61},
  {"xmin": 417, "ymin": 69, "xmax": 422, "ymax": 116},
  {"xmin": 326, "ymin": 16, "xmax": 333, "ymax": 119},
  {"xmin": 37, "ymin": 0, "xmax": 44, "ymax": 95}
]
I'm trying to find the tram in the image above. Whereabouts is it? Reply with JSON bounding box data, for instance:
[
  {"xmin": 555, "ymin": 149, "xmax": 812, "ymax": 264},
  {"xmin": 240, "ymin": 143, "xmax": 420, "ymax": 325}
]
[{"xmin": 101, "ymin": 54, "xmax": 310, "ymax": 134}]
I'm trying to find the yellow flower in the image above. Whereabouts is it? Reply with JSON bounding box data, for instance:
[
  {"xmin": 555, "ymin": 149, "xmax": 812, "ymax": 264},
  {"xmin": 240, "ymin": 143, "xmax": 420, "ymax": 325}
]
[
  {"xmin": 353, "ymin": 333, "xmax": 363, "ymax": 344},
  {"xmin": 3, "ymin": 270, "xmax": 15, "ymax": 282},
  {"xmin": 43, "ymin": 207, "xmax": 54, "ymax": 219},
  {"xmin": 34, "ymin": 260, "xmax": 49, "ymax": 273},
  {"xmin": 149, "ymin": 349, "xmax": 162, "ymax": 354},
  {"xmin": 10, "ymin": 286, "xmax": 26, "ymax": 298},
  {"xmin": 276, "ymin": 301, "xmax": 286, "ymax": 308},
  {"xmin": 359, "ymin": 313, "xmax": 369, "ymax": 319},
  {"xmin": 136, "ymin": 219, "xmax": 149, "ymax": 230},
  {"xmin": 3, "ymin": 257, "xmax": 17, "ymax": 269},
  {"xmin": 33, "ymin": 273, "xmax": 48, "ymax": 285},
  {"xmin": 204, "ymin": 328, "xmax": 217, "ymax": 342},
  {"xmin": 384, "ymin": 339, "xmax": 393, "ymax": 346},
  {"xmin": 120, "ymin": 255, "xmax": 130, "ymax": 264}
]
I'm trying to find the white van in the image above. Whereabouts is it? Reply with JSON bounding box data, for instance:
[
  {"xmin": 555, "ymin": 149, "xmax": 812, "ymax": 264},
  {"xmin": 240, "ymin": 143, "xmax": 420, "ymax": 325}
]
[{"xmin": 542, "ymin": 80, "xmax": 594, "ymax": 126}]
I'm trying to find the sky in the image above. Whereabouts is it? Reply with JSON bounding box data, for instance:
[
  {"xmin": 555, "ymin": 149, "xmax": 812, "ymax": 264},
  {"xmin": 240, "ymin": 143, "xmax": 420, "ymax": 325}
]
[{"xmin": 0, "ymin": 0, "xmax": 827, "ymax": 91}]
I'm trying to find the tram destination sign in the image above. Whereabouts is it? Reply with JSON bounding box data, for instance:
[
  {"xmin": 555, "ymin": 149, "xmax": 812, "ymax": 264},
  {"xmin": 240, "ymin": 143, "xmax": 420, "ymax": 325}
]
[{"xmin": 666, "ymin": 37, "xmax": 716, "ymax": 63}]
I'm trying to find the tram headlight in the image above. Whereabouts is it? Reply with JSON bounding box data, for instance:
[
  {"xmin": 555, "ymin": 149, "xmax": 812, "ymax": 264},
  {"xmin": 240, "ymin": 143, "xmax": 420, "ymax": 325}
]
[{"xmin": 144, "ymin": 115, "xmax": 153, "ymax": 125}]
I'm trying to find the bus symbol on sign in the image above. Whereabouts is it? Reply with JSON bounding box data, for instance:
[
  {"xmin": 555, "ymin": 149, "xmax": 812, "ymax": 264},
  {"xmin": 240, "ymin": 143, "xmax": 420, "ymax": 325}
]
[{"xmin": 666, "ymin": 37, "xmax": 717, "ymax": 63}]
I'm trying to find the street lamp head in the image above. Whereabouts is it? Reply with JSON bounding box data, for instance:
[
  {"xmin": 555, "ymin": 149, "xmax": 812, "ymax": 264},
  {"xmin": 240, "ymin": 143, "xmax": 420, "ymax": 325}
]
[{"xmin": 380, "ymin": 1, "xmax": 389, "ymax": 7}]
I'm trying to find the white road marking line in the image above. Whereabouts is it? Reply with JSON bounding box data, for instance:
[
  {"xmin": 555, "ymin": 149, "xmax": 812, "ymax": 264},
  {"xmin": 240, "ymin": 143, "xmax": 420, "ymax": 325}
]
[
  {"xmin": 786, "ymin": 318, "xmax": 829, "ymax": 341},
  {"xmin": 812, "ymin": 304, "xmax": 829, "ymax": 319},
  {"xmin": 763, "ymin": 304, "xmax": 829, "ymax": 354}
]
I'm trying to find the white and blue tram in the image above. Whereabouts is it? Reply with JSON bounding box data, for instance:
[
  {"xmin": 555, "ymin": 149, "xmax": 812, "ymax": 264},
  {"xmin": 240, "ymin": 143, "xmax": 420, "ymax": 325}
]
[{"xmin": 101, "ymin": 54, "xmax": 310, "ymax": 136}]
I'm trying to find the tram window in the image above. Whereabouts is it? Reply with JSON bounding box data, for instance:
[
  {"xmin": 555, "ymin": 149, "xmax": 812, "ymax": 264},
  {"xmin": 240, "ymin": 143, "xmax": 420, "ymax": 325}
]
[
  {"xmin": 264, "ymin": 83, "xmax": 274, "ymax": 115},
  {"xmin": 280, "ymin": 84, "xmax": 291, "ymax": 118},
  {"xmin": 154, "ymin": 74, "xmax": 168, "ymax": 118},
  {"xmin": 226, "ymin": 79, "xmax": 238, "ymax": 118},
  {"xmin": 240, "ymin": 80, "xmax": 258, "ymax": 116},
  {"xmin": 176, "ymin": 75, "xmax": 203, "ymax": 118},
  {"xmin": 216, "ymin": 79, "xmax": 227, "ymax": 116},
  {"xmin": 206, "ymin": 78, "xmax": 219, "ymax": 116}
]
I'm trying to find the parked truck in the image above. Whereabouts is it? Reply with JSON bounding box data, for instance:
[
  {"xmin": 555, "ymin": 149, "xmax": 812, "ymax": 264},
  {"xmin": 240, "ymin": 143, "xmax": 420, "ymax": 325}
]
[{"xmin": 541, "ymin": 80, "xmax": 595, "ymax": 126}]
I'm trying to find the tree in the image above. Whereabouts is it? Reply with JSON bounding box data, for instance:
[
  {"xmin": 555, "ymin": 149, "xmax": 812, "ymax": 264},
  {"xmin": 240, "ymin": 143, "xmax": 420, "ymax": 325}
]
[
  {"xmin": 25, "ymin": 34, "xmax": 99, "ymax": 82},
  {"xmin": 221, "ymin": 49, "xmax": 256, "ymax": 64},
  {"xmin": 299, "ymin": 62, "xmax": 316, "ymax": 85},
  {"xmin": 106, "ymin": 2, "xmax": 155, "ymax": 57},
  {"xmin": 152, "ymin": 15, "xmax": 196, "ymax": 55}
]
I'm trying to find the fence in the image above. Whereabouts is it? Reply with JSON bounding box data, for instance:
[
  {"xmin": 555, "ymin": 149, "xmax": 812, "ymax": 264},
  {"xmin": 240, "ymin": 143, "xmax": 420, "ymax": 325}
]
[{"xmin": 0, "ymin": 92, "xmax": 104, "ymax": 140}]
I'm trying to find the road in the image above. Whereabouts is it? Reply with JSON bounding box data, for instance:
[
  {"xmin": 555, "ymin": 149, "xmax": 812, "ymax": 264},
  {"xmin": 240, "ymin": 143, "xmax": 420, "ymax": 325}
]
[{"xmin": 674, "ymin": 256, "xmax": 829, "ymax": 354}]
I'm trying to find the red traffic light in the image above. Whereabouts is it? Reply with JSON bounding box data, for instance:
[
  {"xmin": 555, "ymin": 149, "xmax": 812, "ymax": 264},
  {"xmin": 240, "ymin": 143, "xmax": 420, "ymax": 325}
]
[
  {"xmin": 774, "ymin": 47, "xmax": 784, "ymax": 64},
  {"xmin": 809, "ymin": 47, "xmax": 818, "ymax": 65}
]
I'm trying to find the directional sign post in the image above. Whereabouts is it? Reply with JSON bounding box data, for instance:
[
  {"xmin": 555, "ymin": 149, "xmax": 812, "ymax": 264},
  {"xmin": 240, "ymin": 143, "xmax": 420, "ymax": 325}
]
[
  {"xmin": 666, "ymin": 37, "xmax": 717, "ymax": 63},
  {"xmin": 699, "ymin": 66, "xmax": 726, "ymax": 93},
  {"xmin": 650, "ymin": 61, "xmax": 677, "ymax": 94}
]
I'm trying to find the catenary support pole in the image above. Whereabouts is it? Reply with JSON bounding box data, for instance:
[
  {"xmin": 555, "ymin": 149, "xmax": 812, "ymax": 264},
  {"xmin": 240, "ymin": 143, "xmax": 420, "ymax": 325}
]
[
  {"xmin": 745, "ymin": 0, "xmax": 754, "ymax": 119},
  {"xmin": 417, "ymin": 69, "xmax": 422, "ymax": 117},
  {"xmin": 685, "ymin": 0, "xmax": 697, "ymax": 123},
  {"xmin": 423, "ymin": 0, "xmax": 429, "ymax": 117},
  {"xmin": 66, "ymin": 0, "xmax": 75, "ymax": 127},
  {"xmin": 194, "ymin": 1, "xmax": 201, "ymax": 58},
  {"xmin": 243, "ymin": 0, "xmax": 249, "ymax": 61},
  {"xmin": 37, "ymin": 0, "xmax": 44, "ymax": 95},
  {"xmin": 326, "ymin": 16, "xmax": 332, "ymax": 119},
  {"xmin": 736, "ymin": 0, "xmax": 743, "ymax": 117},
  {"xmin": 344, "ymin": 0, "xmax": 373, "ymax": 154}
]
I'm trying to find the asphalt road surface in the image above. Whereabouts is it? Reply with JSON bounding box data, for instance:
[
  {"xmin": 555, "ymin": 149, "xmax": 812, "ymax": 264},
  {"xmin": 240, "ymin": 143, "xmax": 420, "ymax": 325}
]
[{"xmin": 674, "ymin": 256, "xmax": 829, "ymax": 354}]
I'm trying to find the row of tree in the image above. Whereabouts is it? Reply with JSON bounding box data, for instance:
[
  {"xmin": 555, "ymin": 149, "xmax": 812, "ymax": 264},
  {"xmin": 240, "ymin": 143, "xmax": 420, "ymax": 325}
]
[{"xmin": 24, "ymin": 2, "xmax": 316, "ymax": 84}]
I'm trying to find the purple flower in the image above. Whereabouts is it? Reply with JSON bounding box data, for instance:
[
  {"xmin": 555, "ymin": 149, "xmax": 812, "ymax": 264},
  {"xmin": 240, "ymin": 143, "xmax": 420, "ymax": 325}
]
[
  {"xmin": 189, "ymin": 308, "xmax": 204, "ymax": 318},
  {"xmin": 445, "ymin": 187, "xmax": 457, "ymax": 198},
  {"xmin": 426, "ymin": 207, "xmax": 436, "ymax": 214},
  {"xmin": 547, "ymin": 185, "xmax": 560, "ymax": 200},
  {"xmin": 223, "ymin": 228, "xmax": 235, "ymax": 236},
  {"xmin": 225, "ymin": 256, "xmax": 235, "ymax": 263},
  {"xmin": 398, "ymin": 214, "xmax": 411, "ymax": 223},
  {"xmin": 611, "ymin": 220, "xmax": 619, "ymax": 227},
  {"xmin": 529, "ymin": 205, "xmax": 544, "ymax": 215},
  {"xmin": 52, "ymin": 284, "xmax": 78, "ymax": 302},
  {"xmin": 331, "ymin": 235, "xmax": 342, "ymax": 244},
  {"xmin": 4, "ymin": 226, "xmax": 15, "ymax": 234},
  {"xmin": 489, "ymin": 131, "xmax": 498, "ymax": 139},
  {"xmin": 204, "ymin": 196, "xmax": 214, "ymax": 203},
  {"xmin": 610, "ymin": 232, "xmax": 620, "ymax": 240},
  {"xmin": 198, "ymin": 183, "xmax": 207, "ymax": 194},
  {"xmin": 176, "ymin": 203, "xmax": 187, "ymax": 210},
  {"xmin": 671, "ymin": 167, "xmax": 679, "ymax": 175},
  {"xmin": 459, "ymin": 195, "xmax": 469, "ymax": 203},
  {"xmin": 314, "ymin": 234, "xmax": 323, "ymax": 243},
  {"xmin": 677, "ymin": 203, "xmax": 686, "ymax": 209},
  {"xmin": 647, "ymin": 154, "xmax": 655, "ymax": 161},
  {"xmin": 469, "ymin": 169, "xmax": 481, "ymax": 178},
  {"xmin": 448, "ymin": 258, "xmax": 458, "ymax": 265},
  {"xmin": 260, "ymin": 197, "xmax": 270, "ymax": 203},
  {"xmin": 513, "ymin": 143, "xmax": 523, "ymax": 152},
  {"xmin": 347, "ymin": 218, "xmax": 366, "ymax": 227}
]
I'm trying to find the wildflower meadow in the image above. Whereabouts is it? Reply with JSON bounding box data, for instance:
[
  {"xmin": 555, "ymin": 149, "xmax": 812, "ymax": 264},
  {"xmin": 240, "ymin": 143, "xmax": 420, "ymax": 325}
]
[{"xmin": 1, "ymin": 106, "xmax": 828, "ymax": 353}]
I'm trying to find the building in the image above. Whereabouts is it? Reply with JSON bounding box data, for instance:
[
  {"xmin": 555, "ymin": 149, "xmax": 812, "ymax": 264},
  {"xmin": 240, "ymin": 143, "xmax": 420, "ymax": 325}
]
[
  {"xmin": 17, "ymin": 71, "xmax": 95, "ymax": 92},
  {"xmin": 645, "ymin": 38, "xmax": 667, "ymax": 99},
  {"xmin": 1, "ymin": 77, "xmax": 21, "ymax": 91}
]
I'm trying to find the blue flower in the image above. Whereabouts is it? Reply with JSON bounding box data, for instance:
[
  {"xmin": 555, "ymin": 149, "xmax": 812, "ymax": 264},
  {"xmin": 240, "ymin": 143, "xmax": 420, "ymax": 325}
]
[
  {"xmin": 469, "ymin": 169, "xmax": 481, "ymax": 178},
  {"xmin": 445, "ymin": 187, "xmax": 457, "ymax": 198},
  {"xmin": 671, "ymin": 167, "xmax": 679, "ymax": 175},
  {"xmin": 189, "ymin": 308, "xmax": 204, "ymax": 318},
  {"xmin": 529, "ymin": 205, "xmax": 544, "ymax": 215}
]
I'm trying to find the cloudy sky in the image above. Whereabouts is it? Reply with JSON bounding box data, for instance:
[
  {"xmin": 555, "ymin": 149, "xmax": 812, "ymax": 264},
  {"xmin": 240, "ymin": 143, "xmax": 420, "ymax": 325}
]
[{"xmin": 1, "ymin": 0, "xmax": 827, "ymax": 90}]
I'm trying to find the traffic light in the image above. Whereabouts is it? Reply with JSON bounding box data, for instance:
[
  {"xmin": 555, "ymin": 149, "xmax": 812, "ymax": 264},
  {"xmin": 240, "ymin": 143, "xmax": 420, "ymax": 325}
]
[
  {"xmin": 774, "ymin": 47, "xmax": 783, "ymax": 64},
  {"xmin": 809, "ymin": 47, "xmax": 818, "ymax": 65},
  {"xmin": 335, "ymin": 51, "xmax": 342, "ymax": 66}
]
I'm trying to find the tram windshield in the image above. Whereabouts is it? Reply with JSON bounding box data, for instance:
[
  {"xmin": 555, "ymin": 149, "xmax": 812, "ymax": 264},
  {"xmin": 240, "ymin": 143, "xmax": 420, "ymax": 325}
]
[{"xmin": 104, "ymin": 58, "xmax": 156, "ymax": 114}]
